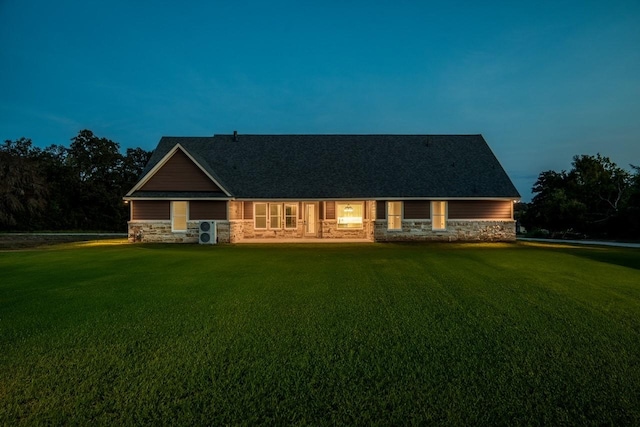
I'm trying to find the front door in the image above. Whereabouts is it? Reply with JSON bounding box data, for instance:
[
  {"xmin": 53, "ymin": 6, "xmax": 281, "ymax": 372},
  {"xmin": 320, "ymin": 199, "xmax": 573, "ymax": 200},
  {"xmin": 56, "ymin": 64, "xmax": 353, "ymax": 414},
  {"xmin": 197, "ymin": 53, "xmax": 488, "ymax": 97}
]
[{"xmin": 304, "ymin": 203, "xmax": 318, "ymax": 237}]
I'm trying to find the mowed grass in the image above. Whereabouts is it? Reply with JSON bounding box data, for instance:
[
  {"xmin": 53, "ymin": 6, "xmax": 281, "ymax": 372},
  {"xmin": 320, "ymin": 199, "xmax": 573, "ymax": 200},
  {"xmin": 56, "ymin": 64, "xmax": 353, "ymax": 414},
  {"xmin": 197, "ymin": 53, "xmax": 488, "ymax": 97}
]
[{"xmin": 1, "ymin": 241, "xmax": 639, "ymax": 425}]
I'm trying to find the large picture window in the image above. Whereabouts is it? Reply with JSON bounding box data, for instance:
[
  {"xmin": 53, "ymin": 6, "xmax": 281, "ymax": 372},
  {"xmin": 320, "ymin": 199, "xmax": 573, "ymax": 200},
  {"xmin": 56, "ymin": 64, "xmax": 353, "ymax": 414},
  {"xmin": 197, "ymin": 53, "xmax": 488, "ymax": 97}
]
[
  {"xmin": 172, "ymin": 201, "xmax": 188, "ymax": 232},
  {"xmin": 254, "ymin": 203, "xmax": 296, "ymax": 230},
  {"xmin": 432, "ymin": 201, "xmax": 447, "ymax": 230},
  {"xmin": 387, "ymin": 201, "xmax": 402, "ymax": 230},
  {"xmin": 336, "ymin": 202, "xmax": 363, "ymax": 229}
]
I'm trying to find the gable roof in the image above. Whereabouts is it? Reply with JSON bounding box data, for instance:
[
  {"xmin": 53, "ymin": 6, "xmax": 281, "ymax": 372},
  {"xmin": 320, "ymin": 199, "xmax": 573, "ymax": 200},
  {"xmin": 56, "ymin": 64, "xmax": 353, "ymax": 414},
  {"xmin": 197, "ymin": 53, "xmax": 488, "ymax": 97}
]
[
  {"xmin": 127, "ymin": 144, "xmax": 231, "ymax": 198},
  {"xmin": 139, "ymin": 149, "xmax": 221, "ymax": 192},
  {"xmin": 129, "ymin": 134, "xmax": 520, "ymax": 199}
]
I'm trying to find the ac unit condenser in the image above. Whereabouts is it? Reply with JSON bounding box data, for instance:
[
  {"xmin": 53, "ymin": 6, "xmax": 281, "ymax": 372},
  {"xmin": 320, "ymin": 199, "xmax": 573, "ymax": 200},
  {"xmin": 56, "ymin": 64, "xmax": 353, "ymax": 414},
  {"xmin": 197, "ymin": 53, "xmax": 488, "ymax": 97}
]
[{"xmin": 198, "ymin": 221, "xmax": 216, "ymax": 244}]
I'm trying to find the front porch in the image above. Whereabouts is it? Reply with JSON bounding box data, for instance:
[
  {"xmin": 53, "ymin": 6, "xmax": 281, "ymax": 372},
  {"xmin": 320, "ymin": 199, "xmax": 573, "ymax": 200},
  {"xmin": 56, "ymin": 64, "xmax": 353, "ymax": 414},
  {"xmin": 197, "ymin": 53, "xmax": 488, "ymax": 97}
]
[{"xmin": 229, "ymin": 200, "xmax": 376, "ymax": 242}]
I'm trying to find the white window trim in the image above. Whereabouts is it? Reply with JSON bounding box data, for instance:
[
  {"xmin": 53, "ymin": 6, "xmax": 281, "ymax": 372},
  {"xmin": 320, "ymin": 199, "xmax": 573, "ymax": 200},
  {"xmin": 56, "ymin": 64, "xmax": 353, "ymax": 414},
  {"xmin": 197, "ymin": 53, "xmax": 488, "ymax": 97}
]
[
  {"xmin": 284, "ymin": 203, "xmax": 297, "ymax": 230},
  {"xmin": 431, "ymin": 201, "xmax": 447, "ymax": 231},
  {"xmin": 254, "ymin": 202, "xmax": 268, "ymax": 229},
  {"xmin": 387, "ymin": 201, "xmax": 402, "ymax": 231},
  {"xmin": 336, "ymin": 201, "xmax": 364, "ymax": 230},
  {"xmin": 255, "ymin": 202, "xmax": 295, "ymax": 230},
  {"xmin": 270, "ymin": 203, "xmax": 282, "ymax": 229},
  {"xmin": 171, "ymin": 201, "xmax": 188, "ymax": 233}
]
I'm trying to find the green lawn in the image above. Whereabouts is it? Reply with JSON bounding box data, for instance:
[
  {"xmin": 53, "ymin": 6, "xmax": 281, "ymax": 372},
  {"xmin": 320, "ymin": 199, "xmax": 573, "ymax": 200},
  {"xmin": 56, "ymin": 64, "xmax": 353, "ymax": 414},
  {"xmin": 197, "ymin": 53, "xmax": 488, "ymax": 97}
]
[{"xmin": 1, "ymin": 241, "xmax": 639, "ymax": 425}]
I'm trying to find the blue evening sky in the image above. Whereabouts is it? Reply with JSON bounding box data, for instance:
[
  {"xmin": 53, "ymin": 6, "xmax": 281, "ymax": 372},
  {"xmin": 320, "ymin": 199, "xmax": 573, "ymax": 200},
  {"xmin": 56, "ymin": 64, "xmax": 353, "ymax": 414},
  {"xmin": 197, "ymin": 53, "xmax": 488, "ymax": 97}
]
[{"xmin": 1, "ymin": 0, "xmax": 639, "ymax": 200}]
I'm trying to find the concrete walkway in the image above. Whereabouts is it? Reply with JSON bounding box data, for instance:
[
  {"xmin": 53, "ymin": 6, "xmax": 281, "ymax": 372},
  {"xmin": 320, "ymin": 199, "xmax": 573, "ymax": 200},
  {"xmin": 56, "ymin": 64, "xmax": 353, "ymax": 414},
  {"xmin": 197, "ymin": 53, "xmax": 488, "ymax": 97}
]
[{"xmin": 518, "ymin": 237, "xmax": 640, "ymax": 248}]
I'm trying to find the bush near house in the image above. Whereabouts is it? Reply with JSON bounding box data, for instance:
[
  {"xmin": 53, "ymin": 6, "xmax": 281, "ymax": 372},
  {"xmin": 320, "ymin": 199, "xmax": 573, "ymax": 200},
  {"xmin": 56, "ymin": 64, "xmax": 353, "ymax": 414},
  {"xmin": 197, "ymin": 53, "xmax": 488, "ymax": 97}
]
[{"xmin": 1, "ymin": 242, "xmax": 639, "ymax": 425}]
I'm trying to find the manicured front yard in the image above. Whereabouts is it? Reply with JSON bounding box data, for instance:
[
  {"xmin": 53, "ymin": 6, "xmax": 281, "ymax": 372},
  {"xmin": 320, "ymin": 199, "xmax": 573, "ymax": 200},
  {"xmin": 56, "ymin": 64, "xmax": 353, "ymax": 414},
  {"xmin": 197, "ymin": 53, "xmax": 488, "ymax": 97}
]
[{"xmin": 1, "ymin": 241, "xmax": 639, "ymax": 425}]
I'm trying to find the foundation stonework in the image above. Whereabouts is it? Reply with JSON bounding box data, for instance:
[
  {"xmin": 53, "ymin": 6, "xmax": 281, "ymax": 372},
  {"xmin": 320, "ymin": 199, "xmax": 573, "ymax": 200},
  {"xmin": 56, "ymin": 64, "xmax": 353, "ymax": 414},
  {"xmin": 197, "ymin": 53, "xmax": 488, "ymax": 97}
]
[
  {"xmin": 128, "ymin": 221, "xmax": 230, "ymax": 243},
  {"xmin": 233, "ymin": 220, "xmax": 305, "ymax": 240},
  {"xmin": 374, "ymin": 220, "xmax": 516, "ymax": 242},
  {"xmin": 319, "ymin": 220, "xmax": 374, "ymax": 240},
  {"xmin": 128, "ymin": 219, "xmax": 515, "ymax": 243},
  {"xmin": 227, "ymin": 219, "xmax": 375, "ymax": 241}
]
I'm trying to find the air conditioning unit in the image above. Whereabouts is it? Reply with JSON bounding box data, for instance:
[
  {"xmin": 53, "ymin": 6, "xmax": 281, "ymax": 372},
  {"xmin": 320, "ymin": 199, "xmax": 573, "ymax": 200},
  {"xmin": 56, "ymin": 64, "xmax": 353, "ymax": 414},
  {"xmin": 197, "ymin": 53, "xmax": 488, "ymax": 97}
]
[{"xmin": 198, "ymin": 221, "xmax": 217, "ymax": 244}]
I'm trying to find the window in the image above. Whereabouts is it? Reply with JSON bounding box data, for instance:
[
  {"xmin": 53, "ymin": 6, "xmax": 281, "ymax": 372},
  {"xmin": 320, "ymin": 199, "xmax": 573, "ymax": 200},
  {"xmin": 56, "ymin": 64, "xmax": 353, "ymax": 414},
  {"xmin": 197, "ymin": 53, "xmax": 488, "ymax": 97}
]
[
  {"xmin": 432, "ymin": 201, "xmax": 446, "ymax": 230},
  {"xmin": 172, "ymin": 201, "xmax": 188, "ymax": 232},
  {"xmin": 270, "ymin": 204, "xmax": 282, "ymax": 228},
  {"xmin": 254, "ymin": 203, "xmax": 296, "ymax": 230},
  {"xmin": 285, "ymin": 204, "xmax": 297, "ymax": 229},
  {"xmin": 255, "ymin": 203, "xmax": 267, "ymax": 229},
  {"xmin": 387, "ymin": 201, "xmax": 402, "ymax": 230},
  {"xmin": 336, "ymin": 202, "xmax": 363, "ymax": 229}
]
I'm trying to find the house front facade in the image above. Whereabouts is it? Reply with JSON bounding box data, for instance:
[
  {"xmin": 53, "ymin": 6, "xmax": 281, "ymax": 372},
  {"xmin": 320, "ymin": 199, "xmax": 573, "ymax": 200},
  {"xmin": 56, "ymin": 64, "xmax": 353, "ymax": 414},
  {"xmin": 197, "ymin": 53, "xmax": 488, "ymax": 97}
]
[{"xmin": 124, "ymin": 134, "xmax": 520, "ymax": 243}]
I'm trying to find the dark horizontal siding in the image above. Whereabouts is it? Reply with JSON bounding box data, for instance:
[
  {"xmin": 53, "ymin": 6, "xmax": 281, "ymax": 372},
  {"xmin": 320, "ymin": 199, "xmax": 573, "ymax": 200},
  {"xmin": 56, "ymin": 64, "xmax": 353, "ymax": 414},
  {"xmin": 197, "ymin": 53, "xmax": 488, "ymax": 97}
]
[
  {"xmin": 403, "ymin": 201, "xmax": 430, "ymax": 219},
  {"xmin": 140, "ymin": 150, "xmax": 220, "ymax": 192},
  {"xmin": 243, "ymin": 201, "xmax": 253, "ymax": 220},
  {"xmin": 132, "ymin": 201, "xmax": 170, "ymax": 220},
  {"xmin": 376, "ymin": 201, "xmax": 386, "ymax": 220},
  {"xmin": 190, "ymin": 201, "xmax": 227, "ymax": 220},
  {"xmin": 448, "ymin": 201, "xmax": 512, "ymax": 219},
  {"xmin": 325, "ymin": 201, "xmax": 335, "ymax": 220}
]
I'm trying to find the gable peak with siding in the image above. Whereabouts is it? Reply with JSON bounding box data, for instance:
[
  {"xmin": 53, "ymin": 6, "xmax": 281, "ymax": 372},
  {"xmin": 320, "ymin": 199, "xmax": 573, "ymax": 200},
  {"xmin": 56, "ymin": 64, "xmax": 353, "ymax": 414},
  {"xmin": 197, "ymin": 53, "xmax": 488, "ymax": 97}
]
[{"xmin": 126, "ymin": 143, "xmax": 231, "ymax": 198}]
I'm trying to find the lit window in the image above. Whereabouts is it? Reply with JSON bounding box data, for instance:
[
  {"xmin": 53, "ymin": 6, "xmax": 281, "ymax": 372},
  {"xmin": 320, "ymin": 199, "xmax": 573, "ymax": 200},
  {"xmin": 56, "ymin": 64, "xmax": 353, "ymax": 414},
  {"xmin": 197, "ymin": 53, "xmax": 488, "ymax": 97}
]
[
  {"xmin": 270, "ymin": 204, "xmax": 282, "ymax": 229},
  {"xmin": 255, "ymin": 203, "xmax": 267, "ymax": 229},
  {"xmin": 255, "ymin": 203, "xmax": 292, "ymax": 230},
  {"xmin": 337, "ymin": 202, "xmax": 363, "ymax": 229},
  {"xmin": 172, "ymin": 201, "xmax": 187, "ymax": 232},
  {"xmin": 285, "ymin": 204, "xmax": 297, "ymax": 229},
  {"xmin": 432, "ymin": 201, "xmax": 446, "ymax": 230},
  {"xmin": 387, "ymin": 201, "xmax": 402, "ymax": 230}
]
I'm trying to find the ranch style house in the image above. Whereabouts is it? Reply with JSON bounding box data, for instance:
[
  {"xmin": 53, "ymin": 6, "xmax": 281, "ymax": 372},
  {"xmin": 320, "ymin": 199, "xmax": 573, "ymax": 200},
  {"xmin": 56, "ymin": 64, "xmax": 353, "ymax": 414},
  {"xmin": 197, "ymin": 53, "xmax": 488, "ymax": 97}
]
[{"xmin": 124, "ymin": 134, "xmax": 521, "ymax": 243}]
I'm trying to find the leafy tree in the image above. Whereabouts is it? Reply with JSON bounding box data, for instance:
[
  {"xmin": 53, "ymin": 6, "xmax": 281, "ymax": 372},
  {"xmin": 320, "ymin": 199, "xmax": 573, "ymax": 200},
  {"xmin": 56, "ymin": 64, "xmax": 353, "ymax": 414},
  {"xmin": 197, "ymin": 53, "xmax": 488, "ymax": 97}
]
[
  {"xmin": 522, "ymin": 153, "xmax": 635, "ymax": 238},
  {"xmin": 64, "ymin": 130, "xmax": 153, "ymax": 231},
  {"xmin": 523, "ymin": 170, "xmax": 585, "ymax": 232},
  {"xmin": 68, "ymin": 129, "xmax": 123, "ymax": 183},
  {"xmin": 0, "ymin": 138, "xmax": 48, "ymax": 230},
  {"xmin": 1, "ymin": 130, "xmax": 151, "ymax": 232},
  {"xmin": 569, "ymin": 154, "xmax": 629, "ymax": 230},
  {"xmin": 39, "ymin": 144, "xmax": 75, "ymax": 230},
  {"xmin": 65, "ymin": 130, "xmax": 120, "ymax": 229},
  {"xmin": 121, "ymin": 147, "xmax": 152, "ymax": 185},
  {"xmin": 620, "ymin": 164, "xmax": 640, "ymax": 238}
]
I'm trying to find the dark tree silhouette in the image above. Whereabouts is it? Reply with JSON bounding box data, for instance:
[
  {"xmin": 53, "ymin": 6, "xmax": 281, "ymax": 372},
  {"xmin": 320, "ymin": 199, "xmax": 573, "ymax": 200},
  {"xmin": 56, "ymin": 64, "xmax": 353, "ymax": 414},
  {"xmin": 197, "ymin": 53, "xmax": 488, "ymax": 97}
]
[
  {"xmin": 1, "ymin": 131, "xmax": 151, "ymax": 232},
  {"xmin": 522, "ymin": 153, "xmax": 638, "ymax": 238},
  {"xmin": 0, "ymin": 138, "xmax": 48, "ymax": 229}
]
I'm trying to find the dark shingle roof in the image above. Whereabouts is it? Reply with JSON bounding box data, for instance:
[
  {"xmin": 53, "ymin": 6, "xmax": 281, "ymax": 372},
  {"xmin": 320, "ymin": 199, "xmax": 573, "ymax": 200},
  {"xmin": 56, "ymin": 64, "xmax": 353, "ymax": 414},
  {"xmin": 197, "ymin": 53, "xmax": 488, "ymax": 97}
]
[{"xmin": 138, "ymin": 134, "xmax": 520, "ymax": 199}]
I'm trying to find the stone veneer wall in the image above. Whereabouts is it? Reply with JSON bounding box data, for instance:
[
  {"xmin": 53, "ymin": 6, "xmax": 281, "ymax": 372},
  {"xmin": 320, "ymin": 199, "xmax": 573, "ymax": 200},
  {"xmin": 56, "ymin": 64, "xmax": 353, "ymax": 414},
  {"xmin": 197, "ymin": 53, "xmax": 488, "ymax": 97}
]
[
  {"xmin": 374, "ymin": 220, "xmax": 516, "ymax": 242},
  {"xmin": 128, "ymin": 219, "xmax": 514, "ymax": 243},
  {"xmin": 319, "ymin": 220, "xmax": 374, "ymax": 240},
  {"xmin": 228, "ymin": 219, "xmax": 375, "ymax": 241},
  {"xmin": 128, "ymin": 221, "xmax": 230, "ymax": 243},
  {"xmin": 230, "ymin": 220, "xmax": 304, "ymax": 240}
]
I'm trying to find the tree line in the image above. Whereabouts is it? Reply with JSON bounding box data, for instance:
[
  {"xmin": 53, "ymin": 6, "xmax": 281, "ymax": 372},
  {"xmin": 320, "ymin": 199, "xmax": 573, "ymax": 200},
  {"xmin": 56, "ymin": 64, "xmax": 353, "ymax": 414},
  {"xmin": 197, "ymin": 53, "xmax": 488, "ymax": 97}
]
[
  {"xmin": 1, "ymin": 130, "xmax": 151, "ymax": 232},
  {"xmin": 519, "ymin": 154, "xmax": 640, "ymax": 239}
]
